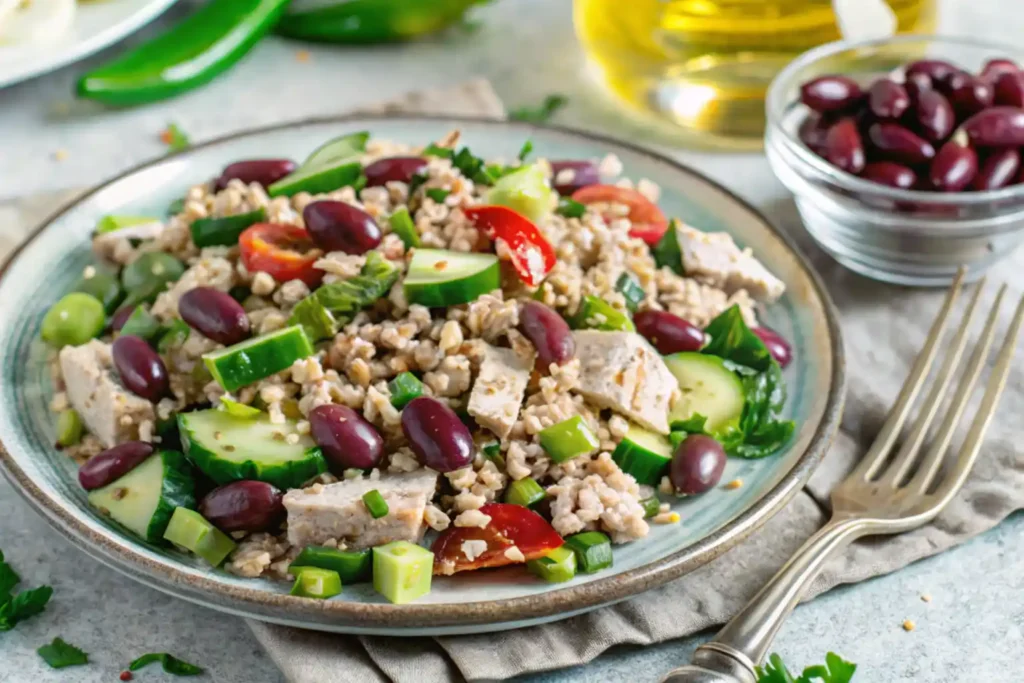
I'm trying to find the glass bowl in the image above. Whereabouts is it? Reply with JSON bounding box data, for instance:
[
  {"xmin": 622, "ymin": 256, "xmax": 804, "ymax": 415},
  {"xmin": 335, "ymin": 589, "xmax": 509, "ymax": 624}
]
[{"xmin": 765, "ymin": 34, "xmax": 1024, "ymax": 286}]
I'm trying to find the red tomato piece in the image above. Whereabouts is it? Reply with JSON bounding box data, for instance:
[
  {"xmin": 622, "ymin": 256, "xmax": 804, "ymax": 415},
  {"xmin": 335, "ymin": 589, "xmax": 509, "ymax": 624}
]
[
  {"xmin": 239, "ymin": 223, "xmax": 323, "ymax": 288},
  {"xmin": 431, "ymin": 503, "xmax": 564, "ymax": 575},
  {"xmin": 463, "ymin": 206, "xmax": 556, "ymax": 286},
  {"xmin": 571, "ymin": 184, "xmax": 669, "ymax": 245}
]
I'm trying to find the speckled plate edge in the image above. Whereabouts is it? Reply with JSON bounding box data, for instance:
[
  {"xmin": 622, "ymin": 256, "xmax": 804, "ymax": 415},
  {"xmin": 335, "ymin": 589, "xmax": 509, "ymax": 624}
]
[{"xmin": 0, "ymin": 114, "xmax": 846, "ymax": 635}]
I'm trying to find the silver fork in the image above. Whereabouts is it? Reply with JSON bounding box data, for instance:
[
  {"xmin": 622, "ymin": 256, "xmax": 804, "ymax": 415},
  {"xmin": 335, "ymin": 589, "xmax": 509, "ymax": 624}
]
[{"xmin": 661, "ymin": 270, "xmax": 1024, "ymax": 683}]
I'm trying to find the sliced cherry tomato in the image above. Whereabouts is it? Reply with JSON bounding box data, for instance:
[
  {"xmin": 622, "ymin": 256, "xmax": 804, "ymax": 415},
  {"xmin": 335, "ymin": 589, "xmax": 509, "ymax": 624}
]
[
  {"xmin": 239, "ymin": 223, "xmax": 323, "ymax": 288},
  {"xmin": 463, "ymin": 205, "xmax": 555, "ymax": 287},
  {"xmin": 571, "ymin": 184, "xmax": 669, "ymax": 245},
  {"xmin": 432, "ymin": 503, "xmax": 564, "ymax": 575}
]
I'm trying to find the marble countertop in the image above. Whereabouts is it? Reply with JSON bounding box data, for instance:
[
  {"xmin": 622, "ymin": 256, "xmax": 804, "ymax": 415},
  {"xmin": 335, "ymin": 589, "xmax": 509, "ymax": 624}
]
[{"xmin": 2, "ymin": 1, "xmax": 1023, "ymax": 681}]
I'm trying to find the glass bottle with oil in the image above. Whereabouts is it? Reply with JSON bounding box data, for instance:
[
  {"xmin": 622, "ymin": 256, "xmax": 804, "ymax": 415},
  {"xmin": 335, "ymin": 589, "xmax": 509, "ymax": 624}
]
[{"xmin": 573, "ymin": 0, "xmax": 937, "ymax": 147}]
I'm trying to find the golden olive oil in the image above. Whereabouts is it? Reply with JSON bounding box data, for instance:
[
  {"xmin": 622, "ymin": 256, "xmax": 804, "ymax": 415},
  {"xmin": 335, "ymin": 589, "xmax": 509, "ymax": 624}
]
[{"xmin": 573, "ymin": 0, "xmax": 937, "ymax": 146}]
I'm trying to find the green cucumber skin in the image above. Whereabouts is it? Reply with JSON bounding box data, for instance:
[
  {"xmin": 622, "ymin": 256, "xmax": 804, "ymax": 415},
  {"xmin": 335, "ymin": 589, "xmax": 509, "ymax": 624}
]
[
  {"xmin": 268, "ymin": 162, "xmax": 363, "ymax": 198},
  {"xmin": 190, "ymin": 208, "xmax": 266, "ymax": 247},
  {"xmin": 302, "ymin": 132, "xmax": 369, "ymax": 168},
  {"xmin": 204, "ymin": 325, "xmax": 314, "ymax": 393},
  {"xmin": 611, "ymin": 439, "xmax": 671, "ymax": 487},
  {"xmin": 178, "ymin": 414, "xmax": 327, "ymax": 489},
  {"xmin": 403, "ymin": 262, "xmax": 501, "ymax": 307}
]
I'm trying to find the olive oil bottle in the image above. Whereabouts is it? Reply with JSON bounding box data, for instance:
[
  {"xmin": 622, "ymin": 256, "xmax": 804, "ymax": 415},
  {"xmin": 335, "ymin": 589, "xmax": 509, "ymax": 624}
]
[{"xmin": 573, "ymin": 0, "xmax": 937, "ymax": 147}]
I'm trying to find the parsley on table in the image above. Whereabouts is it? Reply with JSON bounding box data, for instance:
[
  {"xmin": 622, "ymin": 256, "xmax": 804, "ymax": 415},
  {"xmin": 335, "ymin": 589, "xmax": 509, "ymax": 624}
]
[
  {"xmin": 755, "ymin": 652, "xmax": 857, "ymax": 683},
  {"xmin": 509, "ymin": 94, "xmax": 568, "ymax": 123},
  {"xmin": 129, "ymin": 652, "xmax": 204, "ymax": 676},
  {"xmin": 37, "ymin": 637, "xmax": 89, "ymax": 669},
  {"xmin": 161, "ymin": 123, "xmax": 191, "ymax": 152},
  {"xmin": 0, "ymin": 549, "xmax": 53, "ymax": 631}
]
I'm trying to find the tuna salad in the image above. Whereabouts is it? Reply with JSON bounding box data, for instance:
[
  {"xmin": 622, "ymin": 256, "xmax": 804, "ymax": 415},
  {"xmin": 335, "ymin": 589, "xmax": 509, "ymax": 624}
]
[{"xmin": 43, "ymin": 130, "xmax": 795, "ymax": 603}]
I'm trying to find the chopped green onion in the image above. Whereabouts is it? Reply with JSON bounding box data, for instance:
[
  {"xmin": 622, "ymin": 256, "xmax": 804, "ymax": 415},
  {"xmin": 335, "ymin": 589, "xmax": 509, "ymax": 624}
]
[
  {"xmin": 640, "ymin": 496, "xmax": 661, "ymax": 519},
  {"xmin": 517, "ymin": 139, "xmax": 534, "ymax": 161},
  {"xmin": 388, "ymin": 372, "xmax": 424, "ymax": 409},
  {"xmin": 563, "ymin": 531, "xmax": 613, "ymax": 574},
  {"xmin": 538, "ymin": 415, "xmax": 600, "ymax": 463},
  {"xmin": 289, "ymin": 567, "xmax": 342, "ymax": 599},
  {"xmin": 526, "ymin": 545, "xmax": 576, "ymax": 583},
  {"xmin": 570, "ymin": 295, "xmax": 635, "ymax": 332},
  {"xmin": 556, "ymin": 197, "xmax": 586, "ymax": 219},
  {"xmin": 56, "ymin": 409, "xmax": 83, "ymax": 447},
  {"xmin": 363, "ymin": 489, "xmax": 389, "ymax": 519},
  {"xmin": 614, "ymin": 273, "xmax": 646, "ymax": 313},
  {"xmin": 388, "ymin": 206, "xmax": 419, "ymax": 249},
  {"xmin": 426, "ymin": 188, "xmax": 451, "ymax": 203},
  {"xmin": 504, "ymin": 477, "xmax": 545, "ymax": 507}
]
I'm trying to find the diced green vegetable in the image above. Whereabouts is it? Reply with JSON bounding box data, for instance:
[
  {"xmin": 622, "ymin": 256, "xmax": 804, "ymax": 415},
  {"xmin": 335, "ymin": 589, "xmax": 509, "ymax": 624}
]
[
  {"xmin": 190, "ymin": 207, "xmax": 266, "ymax": 247},
  {"xmin": 363, "ymin": 489, "xmax": 389, "ymax": 519},
  {"xmin": 157, "ymin": 319, "xmax": 191, "ymax": 353},
  {"xmin": 372, "ymin": 541, "xmax": 433, "ymax": 604},
  {"xmin": 652, "ymin": 219, "xmax": 684, "ymax": 275},
  {"xmin": 639, "ymin": 496, "xmax": 661, "ymax": 519},
  {"xmin": 526, "ymin": 545, "xmax": 576, "ymax": 583},
  {"xmin": 387, "ymin": 372, "xmax": 424, "ymax": 409},
  {"xmin": 563, "ymin": 531, "xmax": 613, "ymax": 574},
  {"xmin": 40, "ymin": 292, "xmax": 106, "ymax": 348},
  {"xmin": 269, "ymin": 132, "xmax": 368, "ymax": 197},
  {"xmin": 288, "ymin": 295, "xmax": 338, "ymax": 343},
  {"xmin": 290, "ymin": 567, "xmax": 343, "ymax": 599},
  {"xmin": 403, "ymin": 249, "xmax": 501, "ymax": 307},
  {"xmin": 203, "ymin": 325, "xmax": 314, "ymax": 392},
  {"xmin": 570, "ymin": 295, "xmax": 635, "ymax": 332},
  {"xmin": 56, "ymin": 409, "xmax": 83, "ymax": 447},
  {"xmin": 425, "ymin": 188, "xmax": 451, "ymax": 203},
  {"xmin": 482, "ymin": 441, "xmax": 502, "ymax": 459},
  {"xmin": 388, "ymin": 206, "xmax": 420, "ymax": 248},
  {"xmin": 555, "ymin": 197, "xmax": 586, "ymax": 218},
  {"xmin": 611, "ymin": 425, "xmax": 673, "ymax": 486},
  {"xmin": 290, "ymin": 546, "xmax": 372, "ymax": 584},
  {"xmin": 119, "ymin": 306, "xmax": 162, "ymax": 342},
  {"xmin": 218, "ymin": 397, "xmax": 261, "ymax": 419},
  {"xmin": 486, "ymin": 163, "xmax": 555, "ymax": 222},
  {"xmin": 504, "ymin": 477, "xmax": 545, "ymax": 507},
  {"xmin": 37, "ymin": 637, "xmax": 89, "ymax": 669},
  {"xmin": 664, "ymin": 352, "xmax": 746, "ymax": 433},
  {"xmin": 303, "ymin": 131, "xmax": 369, "ymax": 168},
  {"xmin": 163, "ymin": 507, "xmax": 237, "ymax": 567},
  {"xmin": 614, "ymin": 273, "xmax": 646, "ymax": 313},
  {"xmin": 538, "ymin": 415, "xmax": 599, "ymax": 463},
  {"xmin": 96, "ymin": 214, "xmax": 158, "ymax": 235},
  {"xmin": 75, "ymin": 268, "xmax": 124, "ymax": 313},
  {"xmin": 121, "ymin": 252, "xmax": 186, "ymax": 306}
]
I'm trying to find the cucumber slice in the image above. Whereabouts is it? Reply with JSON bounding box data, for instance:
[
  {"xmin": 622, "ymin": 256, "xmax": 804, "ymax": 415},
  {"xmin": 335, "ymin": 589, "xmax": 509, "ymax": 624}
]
[
  {"xmin": 178, "ymin": 409, "xmax": 326, "ymax": 489},
  {"xmin": 403, "ymin": 249, "xmax": 500, "ymax": 307},
  {"xmin": 87, "ymin": 450, "xmax": 195, "ymax": 543},
  {"xmin": 388, "ymin": 206, "xmax": 419, "ymax": 248},
  {"xmin": 486, "ymin": 164, "xmax": 555, "ymax": 222},
  {"xmin": 290, "ymin": 546, "xmax": 372, "ymax": 584},
  {"xmin": 163, "ymin": 507, "xmax": 236, "ymax": 566},
  {"xmin": 611, "ymin": 424, "xmax": 673, "ymax": 486},
  {"xmin": 190, "ymin": 207, "xmax": 266, "ymax": 247},
  {"xmin": 203, "ymin": 325, "xmax": 314, "ymax": 392},
  {"xmin": 664, "ymin": 352, "xmax": 745, "ymax": 432},
  {"xmin": 267, "ymin": 160, "xmax": 363, "ymax": 198},
  {"xmin": 302, "ymin": 131, "xmax": 369, "ymax": 168}
]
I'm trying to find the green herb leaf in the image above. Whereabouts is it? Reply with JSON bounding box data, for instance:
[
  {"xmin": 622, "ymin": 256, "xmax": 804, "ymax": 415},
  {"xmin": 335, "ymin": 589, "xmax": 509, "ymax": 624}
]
[
  {"xmin": 162, "ymin": 123, "xmax": 190, "ymax": 152},
  {"xmin": 426, "ymin": 188, "xmax": 451, "ymax": 203},
  {"xmin": 755, "ymin": 652, "xmax": 857, "ymax": 683},
  {"xmin": 755, "ymin": 653, "xmax": 797, "ymax": 683},
  {"xmin": 129, "ymin": 653, "xmax": 203, "ymax": 676},
  {"xmin": 422, "ymin": 143, "xmax": 454, "ymax": 159},
  {"xmin": 651, "ymin": 219, "xmax": 684, "ymax": 275},
  {"xmin": 556, "ymin": 197, "xmax": 586, "ymax": 219},
  {"xmin": 0, "ymin": 558, "xmax": 20, "ymax": 601},
  {"xmin": 701, "ymin": 305, "xmax": 772, "ymax": 372},
  {"xmin": 167, "ymin": 197, "xmax": 186, "ymax": 217},
  {"xmin": 288, "ymin": 295, "xmax": 338, "ymax": 344},
  {"xmin": 37, "ymin": 638, "xmax": 89, "ymax": 669},
  {"xmin": 509, "ymin": 95, "xmax": 568, "ymax": 123},
  {"xmin": 517, "ymin": 139, "xmax": 534, "ymax": 161},
  {"xmin": 0, "ymin": 585, "xmax": 53, "ymax": 631}
]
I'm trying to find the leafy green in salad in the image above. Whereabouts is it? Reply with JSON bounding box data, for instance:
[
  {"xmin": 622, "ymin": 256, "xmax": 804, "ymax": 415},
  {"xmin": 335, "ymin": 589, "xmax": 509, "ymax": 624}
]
[
  {"xmin": 38, "ymin": 637, "xmax": 89, "ymax": 669},
  {"xmin": 130, "ymin": 652, "xmax": 203, "ymax": 676},
  {"xmin": 702, "ymin": 304, "xmax": 773, "ymax": 372},
  {"xmin": 652, "ymin": 219, "xmax": 684, "ymax": 276},
  {"xmin": 756, "ymin": 652, "xmax": 856, "ymax": 683}
]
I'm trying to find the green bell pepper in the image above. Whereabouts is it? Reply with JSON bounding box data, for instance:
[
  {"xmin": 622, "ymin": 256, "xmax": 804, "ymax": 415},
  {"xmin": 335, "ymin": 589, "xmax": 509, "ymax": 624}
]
[{"xmin": 277, "ymin": 0, "xmax": 488, "ymax": 44}]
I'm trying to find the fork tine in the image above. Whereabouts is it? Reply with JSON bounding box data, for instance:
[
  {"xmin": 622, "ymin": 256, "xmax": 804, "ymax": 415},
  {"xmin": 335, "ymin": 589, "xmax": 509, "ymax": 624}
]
[
  {"xmin": 904, "ymin": 286, "xmax": 1006, "ymax": 496},
  {"xmin": 880, "ymin": 280, "xmax": 987, "ymax": 487},
  {"xmin": 928, "ymin": 291, "xmax": 1024, "ymax": 504},
  {"xmin": 850, "ymin": 268, "xmax": 966, "ymax": 481}
]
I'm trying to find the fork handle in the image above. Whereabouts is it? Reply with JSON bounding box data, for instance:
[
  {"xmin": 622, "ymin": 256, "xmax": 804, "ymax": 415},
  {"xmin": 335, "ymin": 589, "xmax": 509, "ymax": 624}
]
[{"xmin": 660, "ymin": 517, "xmax": 870, "ymax": 683}]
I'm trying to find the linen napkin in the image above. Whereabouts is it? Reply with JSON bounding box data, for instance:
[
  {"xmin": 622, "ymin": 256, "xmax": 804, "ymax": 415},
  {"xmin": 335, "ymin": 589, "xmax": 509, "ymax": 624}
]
[{"xmin": 5, "ymin": 80, "xmax": 1022, "ymax": 683}]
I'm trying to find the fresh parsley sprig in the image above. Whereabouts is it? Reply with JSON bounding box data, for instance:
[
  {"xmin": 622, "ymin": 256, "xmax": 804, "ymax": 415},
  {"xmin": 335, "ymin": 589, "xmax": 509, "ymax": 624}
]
[
  {"xmin": 38, "ymin": 638, "xmax": 89, "ymax": 669},
  {"xmin": 0, "ymin": 549, "xmax": 53, "ymax": 631},
  {"xmin": 756, "ymin": 652, "xmax": 857, "ymax": 683}
]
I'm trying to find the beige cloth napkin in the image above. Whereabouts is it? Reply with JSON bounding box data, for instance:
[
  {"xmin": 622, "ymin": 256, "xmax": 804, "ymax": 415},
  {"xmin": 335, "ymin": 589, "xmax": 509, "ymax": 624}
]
[{"xmin": 5, "ymin": 80, "xmax": 1023, "ymax": 683}]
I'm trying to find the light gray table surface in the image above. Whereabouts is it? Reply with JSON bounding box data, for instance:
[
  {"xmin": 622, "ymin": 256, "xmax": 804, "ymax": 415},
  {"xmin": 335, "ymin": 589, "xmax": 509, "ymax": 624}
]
[{"xmin": 2, "ymin": 1, "xmax": 1023, "ymax": 681}]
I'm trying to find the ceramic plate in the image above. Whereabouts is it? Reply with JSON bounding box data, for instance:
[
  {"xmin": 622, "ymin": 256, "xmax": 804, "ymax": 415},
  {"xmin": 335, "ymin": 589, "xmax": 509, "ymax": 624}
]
[
  {"xmin": 0, "ymin": 0, "xmax": 177, "ymax": 90},
  {"xmin": 0, "ymin": 116, "xmax": 845, "ymax": 635}
]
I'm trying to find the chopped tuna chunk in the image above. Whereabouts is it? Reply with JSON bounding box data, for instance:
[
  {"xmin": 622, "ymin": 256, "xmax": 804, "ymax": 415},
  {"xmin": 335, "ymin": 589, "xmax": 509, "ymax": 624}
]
[
  {"xmin": 283, "ymin": 470, "xmax": 439, "ymax": 550},
  {"xmin": 467, "ymin": 344, "xmax": 533, "ymax": 439},
  {"xmin": 573, "ymin": 331, "xmax": 676, "ymax": 434},
  {"xmin": 58, "ymin": 340, "xmax": 156, "ymax": 448},
  {"xmin": 677, "ymin": 224, "xmax": 785, "ymax": 302}
]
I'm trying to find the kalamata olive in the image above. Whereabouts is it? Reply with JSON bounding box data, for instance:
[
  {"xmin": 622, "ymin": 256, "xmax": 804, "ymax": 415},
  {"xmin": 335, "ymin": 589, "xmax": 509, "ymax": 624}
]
[
  {"xmin": 215, "ymin": 159, "xmax": 296, "ymax": 191},
  {"xmin": 308, "ymin": 404, "xmax": 384, "ymax": 471},
  {"xmin": 867, "ymin": 79, "xmax": 910, "ymax": 119},
  {"xmin": 753, "ymin": 326, "xmax": 793, "ymax": 368},
  {"xmin": 905, "ymin": 59, "xmax": 959, "ymax": 85},
  {"xmin": 110, "ymin": 304, "xmax": 135, "ymax": 332},
  {"xmin": 78, "ymin": 441, "xmax": 155, "ymax": 490},
  {"xmin": 199, "ymin": 481, "xmax": 284, "ymax": 533},
  {"xmin": 303, "ymin": 200, "xmax": 382, "ymax": 255},
  {"xmin": 400, "ymin": 396, "xmax": 473, "ymax": 473},
  {"xmin": 178, "ymin": 287, "xmax": 250, "ymax": 345},
  {"xmin": 363, "ymin": 156, "xmax": 428, "ymax": 187},
  {"xmin": 929, "ymin": 141, "xmax": 978, "ymax": 192},
  {"xmin": 634, "ymin": 310, "xmax": 704, "ymax": 354},
  {"xmin": 867, "ymin": 123, "xmax": 936, "ymax": 165},
  {"xmin": 972, "ymin": 148, "xmax": 1021, "ymax": 190},
  {"xmin": 962, "ymin": 107, "xmax": 1024, "ymax": 147},
  {"xmin": 519, "ymin": 300, "xmax": 575, "ymax": 368},
  {"xmin": 981, "ymin": 58, "xmax": 1020, "ymax": 82},
  {"xmin": 823, "ymin": 118, "xmax": 865, "ymax": 174},
  {"xmin": 798, "ymin": 113, "xmax": 832, "ymax": 155},
  {"xmin": 860, "ymin": 161, "xmax": 917, "ymax": 189},
  {"xmin": 904, "ymin": 72, "xmax": 932, "ymax": 103},
  {"xmin": 947, "ymin": 75, "xmax": 993, "ymax": 118},
  {"xmin": 912, "ymin": 90, "xmax": 955, "ymax": 142},
  {"xmin": 112, "ymin": 335, "xmax": 169, "ymax": 402},
  {"xmin": 670, "ymin": 434, "xmax": 726, "ymax": 495},
  {"xmin": 800, "ymin": 75, "xmax": 863, "ymax": 113},
  {"xmin": 992, "ymin": 72, "xmax": 1024, "ymax": 108},
  {"xmin": 549, "ymin": 160, "xmax": 601, "ymax": 195}
]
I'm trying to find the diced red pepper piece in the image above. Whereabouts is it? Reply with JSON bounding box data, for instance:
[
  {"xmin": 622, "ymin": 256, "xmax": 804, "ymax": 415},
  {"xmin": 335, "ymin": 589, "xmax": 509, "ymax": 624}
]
[
  {"xmin": 571, "ymin": 184, "xmax": 669, "ymax": 245},
  {"xmin": 432, "ymin": 503, "xmax": 564, "ymax": 575},
  {"xmin": 239, "ymin": 223, "xmax": 323, "ymax": 288},
  {"xmin": 463, "ymin": 205, "xmax": 555, "ymax": 286}
]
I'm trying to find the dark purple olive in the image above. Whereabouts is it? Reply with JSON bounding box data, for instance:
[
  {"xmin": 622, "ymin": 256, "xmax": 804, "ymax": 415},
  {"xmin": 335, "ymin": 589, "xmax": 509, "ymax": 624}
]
[
  {"xmin": 981, "ymin": 58, "xmax": 1020, "ymax": 82},
  {"xmin": 798, "ymin": 113, "xmax": 833, "ymax": 155},
  {"xmin": 110, "ymin": 305, "xmax": 135, "ymax": 332},
  {"xmin": 308, "ymin": 404, "xmax": 384, "ymax": 471},
  {"xmin": 962, "ymin": 107, "xmax": 1024, "ymax": 147},
  {"xmin": 929, "ymin": 141, "xmax": 978, "ymax": 192},
  {"xmin": 992, "ymin": 72, "xmax": 1024, "ymax": 108},
  {"xmin": 199, "ymin": 481, "xmax": 284, "ymax": 533},
  {"xmin": 112, "ymin": 335, "xmax": 169, "ymax": 402},
  {"xmin": 549, "ymin": 160, "xmax": 601, "ymax": 195},
  {"xmin": 823, "ymin": 118, "xmax": 866, "ymax": 174},
  {"xmin": 912, "ymin": 90, "xmax": 955, "ymax": 142},
  {"xmin": 634, "ymin": 310, "xmax": 704, "ymax": 355},
  {"xmin": 670, "ymin": 435, "xmax": 726, "ymax": 495},
  {"xmin": 400, "ymin": 397, "xmax": 473, "ymax": 473},
  {"xmin": 904, "ymin": 72, "xmax": 933, "ymax": 103},
  {"xmin": 215, "ymin": 159, "xmax": 297, "ymax": 191},
  {"xmin": 519, "ymin": 300, "xmax": 575, "ymax": 369},
  {"xmin": 947, "ymin": 76, "xmax": 993, "ymax": 118},
  {"xmin": 363, "ymin": 156, "xmax": 428, "ymax": 187},
  {"xmin": 860, "ymin": 161, "xmax": 917, "ymax": 189},
  {"xmin": 800, "ymin": 75, "xmax": 863, "ymax": 113},
  {"xmin": 178, "ymin": 287, "xmax": 250, "ymax": 345},
  {"xmin": 303, "ymin": 200, "xmax": 382, "ymax": 255},
  {"xmin": 753, "ymin": 327, "xmax": 793, "ymax": 368},
  {"xmin": 972, "ymin": 148, "xmax": 1021, "ymax": 190},
  {"xmin": 905, "ymin": 59, "xmax": 959, "ymax": 85},
  {"xmin": 78, "ymin": 441, "xmax": 154, "ymax": 490},
  {"xmin": 868, "ymin": 122, "xmax": 936, "ymax": 165},
  {"xmin": 867, "ymin": 79, "xmax": 910, "ymax": 119}
]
